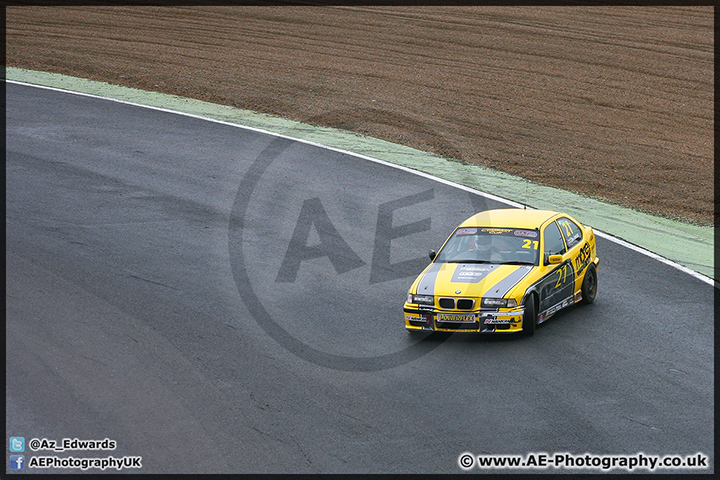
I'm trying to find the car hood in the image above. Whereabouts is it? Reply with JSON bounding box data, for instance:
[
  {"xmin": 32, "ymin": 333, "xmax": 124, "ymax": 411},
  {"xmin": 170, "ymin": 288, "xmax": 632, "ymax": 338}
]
[{"xmin": 414, "ymin": 262, "xmax": 534, "ymax": 299}]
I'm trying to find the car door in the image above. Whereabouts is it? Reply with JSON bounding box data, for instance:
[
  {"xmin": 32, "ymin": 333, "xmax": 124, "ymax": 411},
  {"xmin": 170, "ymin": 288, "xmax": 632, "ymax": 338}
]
[
  {"xmin": 537, "ymin": 220, "xmax": 574, "ymax": 317},
  {"xmin": 556, "ymin": 216, "xmax": 590, "ymax": 294}
]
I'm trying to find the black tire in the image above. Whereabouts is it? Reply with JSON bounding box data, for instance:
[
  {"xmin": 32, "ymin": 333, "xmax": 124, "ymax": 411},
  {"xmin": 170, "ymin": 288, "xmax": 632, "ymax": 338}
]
[
  {"xmin": 521, "ymin": 293, "xmax": 537, "ymax": 336},
  {"xmin": 580, "ymin": 264, "xmax": 598, "ymax": 304}
]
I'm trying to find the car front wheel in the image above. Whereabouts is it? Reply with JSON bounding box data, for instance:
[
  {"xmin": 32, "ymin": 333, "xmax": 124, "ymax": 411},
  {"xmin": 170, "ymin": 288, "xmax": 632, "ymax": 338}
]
[
  {"xmin": 521, "ymin": 293, "xmax": 537, "ymax": 336},
  {"xmin": 580, "ymin": 264, "xmax": 597, "ymax": 304}
]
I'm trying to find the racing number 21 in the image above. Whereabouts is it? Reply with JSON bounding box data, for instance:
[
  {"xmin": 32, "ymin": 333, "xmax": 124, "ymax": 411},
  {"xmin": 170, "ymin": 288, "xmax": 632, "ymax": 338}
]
[
  {"xmin": 558, "ymin": 219, "xmax": 573, "ymax": 237},
  {"xmin": 554, "ymin": 264, "xmax": 569, "ymax": 288},
  {"xmin": 522, "ymin": 239, "xmax": 539, "ymax": 250}
]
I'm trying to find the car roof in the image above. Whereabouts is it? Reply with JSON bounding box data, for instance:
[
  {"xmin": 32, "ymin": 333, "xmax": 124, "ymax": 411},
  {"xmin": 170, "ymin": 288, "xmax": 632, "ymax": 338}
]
[{"xmin": 459, "ymin": 208, "xmax": 563, "ymax": 229}]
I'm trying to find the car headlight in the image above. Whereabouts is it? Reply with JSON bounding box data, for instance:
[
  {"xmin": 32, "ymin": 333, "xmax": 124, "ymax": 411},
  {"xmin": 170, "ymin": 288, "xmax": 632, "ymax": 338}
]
[
  {"xmin": 409, "ymin": 294, "xmax": 434, "ymax": 305},
  {"xmin": 481, "ymin": 298, "xmax": 518, "ymax": 308}
]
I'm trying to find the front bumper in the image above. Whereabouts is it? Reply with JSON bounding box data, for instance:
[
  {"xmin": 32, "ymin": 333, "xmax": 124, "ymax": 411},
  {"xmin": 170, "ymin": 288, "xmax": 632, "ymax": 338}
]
[{"xmin": 404, "ymin": 305, "xmax": 525, "ymax": 333}]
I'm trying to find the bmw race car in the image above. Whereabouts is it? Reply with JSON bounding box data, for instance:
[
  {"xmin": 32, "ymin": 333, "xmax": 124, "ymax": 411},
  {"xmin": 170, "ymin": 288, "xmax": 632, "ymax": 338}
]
[{"xmin": 404, "ymin": 208, "xmax": 599, "ymax": 335}]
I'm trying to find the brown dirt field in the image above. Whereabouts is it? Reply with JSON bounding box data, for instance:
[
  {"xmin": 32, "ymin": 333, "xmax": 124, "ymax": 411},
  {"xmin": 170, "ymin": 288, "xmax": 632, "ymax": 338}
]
[{"xmin": 5, "ymin": 5, "xmax": 714, "ymax": 226}]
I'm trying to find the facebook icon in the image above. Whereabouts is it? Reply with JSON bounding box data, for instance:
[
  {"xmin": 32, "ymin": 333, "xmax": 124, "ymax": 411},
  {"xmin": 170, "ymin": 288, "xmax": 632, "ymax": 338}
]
[{"xmin": 10, "ymin": 455, "xmax": 25, "ymax": 470}]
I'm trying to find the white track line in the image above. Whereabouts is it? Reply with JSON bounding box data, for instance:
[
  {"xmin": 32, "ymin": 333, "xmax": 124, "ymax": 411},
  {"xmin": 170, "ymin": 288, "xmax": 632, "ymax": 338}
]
[{"xmin": 8, "ymin": 79, "xmax": 716, "ymax": 288}]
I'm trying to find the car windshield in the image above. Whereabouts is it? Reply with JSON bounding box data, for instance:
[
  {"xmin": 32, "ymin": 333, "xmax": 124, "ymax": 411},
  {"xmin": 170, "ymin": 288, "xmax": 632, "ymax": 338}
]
[{"xmin": 434, "ymin": 227, "xmax": 539, "ymax": 265}]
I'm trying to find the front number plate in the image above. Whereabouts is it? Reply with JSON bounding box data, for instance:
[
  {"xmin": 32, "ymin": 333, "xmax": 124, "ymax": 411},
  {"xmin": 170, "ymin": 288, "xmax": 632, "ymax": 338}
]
[{"xmin": 437, "ymin": 313, "xmax": 476, "ymax": 323}]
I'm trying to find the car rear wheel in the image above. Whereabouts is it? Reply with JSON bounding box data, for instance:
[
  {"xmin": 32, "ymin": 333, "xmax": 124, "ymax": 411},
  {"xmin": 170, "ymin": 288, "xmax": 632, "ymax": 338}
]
[
  {"xmin": 580, "ymin": 264, "xmax": 597, "ymax": 304},
  {"xmin": 521, "ymin": 293, "xmax": 537, "ymax": 336}
]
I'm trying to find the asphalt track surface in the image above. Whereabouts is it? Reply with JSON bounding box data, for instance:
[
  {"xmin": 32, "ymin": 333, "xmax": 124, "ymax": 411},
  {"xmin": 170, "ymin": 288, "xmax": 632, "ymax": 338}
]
[{"xmin": 5, "ymin": 83, "xmax": 714, "ymax": 474}]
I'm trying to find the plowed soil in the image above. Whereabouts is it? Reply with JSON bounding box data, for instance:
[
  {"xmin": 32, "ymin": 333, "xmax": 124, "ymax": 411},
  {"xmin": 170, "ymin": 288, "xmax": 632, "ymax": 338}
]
[{"xmin": 6, "ymin": 5, "xmax": 714, "ymax": 225}]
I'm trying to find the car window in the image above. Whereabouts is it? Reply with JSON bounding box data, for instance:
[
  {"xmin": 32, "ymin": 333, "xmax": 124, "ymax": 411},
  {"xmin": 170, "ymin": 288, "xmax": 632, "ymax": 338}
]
[
  {"xmin": 557, "ymin": 217, "xmax": 582, "ymax": 249},
  {"xmin": 435, "ymin": 228, "xmax": 539, "ymax": 265},
  {"xmin": 543, "ymin": 221, "xmax": 566, "ymax": 263}
]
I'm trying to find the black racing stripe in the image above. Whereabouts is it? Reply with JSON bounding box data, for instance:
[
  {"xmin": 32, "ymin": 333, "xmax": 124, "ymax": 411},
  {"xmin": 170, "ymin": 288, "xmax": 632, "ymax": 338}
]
[
  {"xmin": 485, "ymin": 266, "xmax": 533, "ymax": 297},
  {"xmin": 416, "ymin": 262, "xmax": 443, "ymax": 296},
  {"xmin": 528, "ymin": 265, "xmax": 562, "ymax": 292}
]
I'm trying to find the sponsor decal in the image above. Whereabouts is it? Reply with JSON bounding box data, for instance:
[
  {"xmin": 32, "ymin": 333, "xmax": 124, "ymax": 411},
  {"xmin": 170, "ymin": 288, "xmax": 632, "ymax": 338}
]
[
  {"xmin": 459, "ymin": 264, "xmax": 492, "ymax": 271},
  {"xmin": 405, "ymin": 314, "xmax": 426, "ymax": 323},
  {"xmin": 573, "ymin": 242, "xmax": 592, "ymax": 272},
  {"xmin": 412, "ymin": 294, "xmax": 434, "ymax": 304},
  {"xmin": 539, "ymin": 296, "xmax": 575, "ymax": 322},
  {"xmin": 456, "ymin": 228, "xmax": 478, "ymax": 235},
  {"xmin": 458, "ymin": 271, "xmax": 482, "ymax": 277},
  {"xmin": 481, "ymin": 228, "xmax": 512, "ymax": 234},
  {"xmin": 451, "ymin": 264, "xmax": 495, "ymax": 283},
  {"xmin": 514, "ymin": 229, "xmax": 538, "ymax": 238},
  {"xmin": 483, "ymin": 317, "xmax": 514, "ymax": 324},
  {"xmin": 438, "ymin": 313, "xmax": 476, "ymax": 323}
]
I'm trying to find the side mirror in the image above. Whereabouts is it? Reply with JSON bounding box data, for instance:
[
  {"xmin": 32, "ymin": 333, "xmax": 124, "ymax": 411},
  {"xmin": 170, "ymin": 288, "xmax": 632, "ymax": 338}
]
[
  {"xmin": 428, "ymin": 249, "xmax": 437, "ymax": 261},
  {"xmin": 547, "ymin": 254, "xmax": 563, "ymax": 265}
]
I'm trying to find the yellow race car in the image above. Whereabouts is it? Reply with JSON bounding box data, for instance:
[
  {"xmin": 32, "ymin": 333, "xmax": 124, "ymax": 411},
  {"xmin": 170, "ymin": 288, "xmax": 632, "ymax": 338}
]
[{"xmin": 404, "ymin": 208, "xmax": 599, "ymax": 335}]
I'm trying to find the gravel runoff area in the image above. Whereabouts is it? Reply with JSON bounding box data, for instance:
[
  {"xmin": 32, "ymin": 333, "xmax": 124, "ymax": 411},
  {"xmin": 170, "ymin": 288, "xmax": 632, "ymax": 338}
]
[{"xmin": 5, "ymin": 5, "xmax": 714, "ymax": 226}]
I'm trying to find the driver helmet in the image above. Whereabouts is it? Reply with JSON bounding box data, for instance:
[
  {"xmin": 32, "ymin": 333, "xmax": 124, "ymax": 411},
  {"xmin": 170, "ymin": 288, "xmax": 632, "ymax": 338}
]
[{"xmin": 471, "ymin": 235, "xmax": 492, "ymax": 253}]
